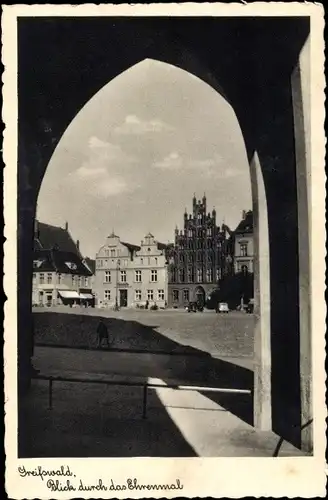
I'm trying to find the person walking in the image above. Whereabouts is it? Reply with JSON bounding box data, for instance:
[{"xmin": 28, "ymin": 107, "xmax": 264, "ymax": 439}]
[{"xmin": 96, "ymin": 318, "xmax": 110, "ymax": 348}]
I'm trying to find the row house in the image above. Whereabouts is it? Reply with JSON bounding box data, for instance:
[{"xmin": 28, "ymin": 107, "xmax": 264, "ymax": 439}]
[
  {"xmin": 166, "ymin": 194, "xmax": 233, "ymax": 308},
  {"xmin": 93, "ymin": 232, "xmax": 168, "ymax": 308},
  {"xmin": 33, "ymin": 221, "xmax": 94, "ymax": 306},
  {"xmin": 233, "ymin": 210, "xmax": 254, "ymax": 273}
]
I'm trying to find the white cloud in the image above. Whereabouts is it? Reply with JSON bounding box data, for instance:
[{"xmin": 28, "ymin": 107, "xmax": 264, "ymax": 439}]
[
  {"xmin": 71, "ymin": 136, "xmax": 138, "ymax": 198},
  {"xmin": 153, "ymin": 152, "xmax": 238, "ymax": 179},
  {"xmin": 114, "ymin": 114, "xmax": 174, "ymax": 135},
  {"xmin": 153, "ymin": 152, "xmax": 183, "ymax": 170},
  {"xmin": 95, "ymin": 177, "xmax": 130, "ymax": 197},
  {"xmin": 76, "ymin": 166, "xmax": 107, "ymax": 178}
]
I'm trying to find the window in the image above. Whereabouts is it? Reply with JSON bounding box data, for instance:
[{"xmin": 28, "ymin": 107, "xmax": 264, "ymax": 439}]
[
  {"xmin": 78, "ymin": 276, "xmax": 82, "ymax": 287},
  {"xmin": 97, "ymin": 259, "xmax": 103, "ymax": 268},
  {"xmin": 206, "ymin": 269, "xmax": 213, "ymax": 282},
  {"xmin": 72, "ymin": 275, "xmax": 76, "ymax": 285},
  {"xmin": 120, "ymin": 270, "xmax": 127, "ymax": 282},
  {"xmin": 111, "ymin": 249, "xmax": 115, "ymax": 257},
  {"xmin": 147, "ymin": 290, "xmax": 154, "ymax": 301},
  {"xmin": 158, "ymin": 289, "xmax": 165, "ymax": 301},
  {"xmin": 84, "ymin": 277, "xmax": 88, "ymax": 287},
  {"xmin": 151, "ymin": 270, "xmax": 157, "ymax": 282},
  {"xmin": 188, "ymin": 230, "xmax": 192, "ymax": 237},
  {"xmin": 66, "ymin": 261, "xmax": 78, "ymax": 270},
  {"xmin": 187, "ymin": 268, "xmax": 194, "ymax": 283},
  {"xmin": 216, "ymin": 268, "xmax": 221, "ymax": 281},
  {"xmin": 46, "ymin": 273, "xmax": 52, "ymax": 284},
  {"xmin": 197, "ymin": 268, "xmax": 203, "ymax": 282},
  {"xmin": 104, "ymin": 290, "xmax": 111, "ymax": 301},
  {"xmin": 207, "ymin": 227, "xmax": 212, "ymax": 236},
  {"xmin": 183, "ymin": 289, "xmax": 190, "ymax": 302},
  {"xmin": 58, "ymin": 273, "xmax": 62, "ymax": 284},
  {"xmin": 32, "ymin": 273, "xmax": 36, "ymax": 284},
  {"xmin": 179, "ymin": 268, "xmax": 185, "ymax": 282},
  {"xmin": 197, "ymin": 251, "xmax": 202, "ymax": 261},
  {"xmin": 135, "ymin": 289, "xmax": 142, "ymax": 301},
  {"xmin": 104, "ymin": 271, "xmax": 111, "ymax": 283},
  {"xmin": 173, "ymin": 290, "xmax": 179, "ymax": 302},
  {"xmin": 39, "ymin": 273, "xmax": 44, "ymax": 284},
  {"xmin": 135, "ymin": 270, "xmax": 142, "ymax": 282},
  {"xmin": 240, "ymin": 243, "xmax": 248, "ymax": 257}
]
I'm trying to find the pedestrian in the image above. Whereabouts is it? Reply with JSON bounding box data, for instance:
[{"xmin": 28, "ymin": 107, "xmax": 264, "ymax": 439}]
[
  {"xmin": 145, "ymin": 300, "xmax": 149, "ymax": 310},
  {"xmin": 96, "ymin": 318, "xmax": 109, "ymax": 348}
]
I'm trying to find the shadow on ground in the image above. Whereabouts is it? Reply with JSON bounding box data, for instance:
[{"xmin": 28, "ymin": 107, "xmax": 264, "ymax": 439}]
[{"xmin": 19, "ymin": 311, "xmax": 254, "ymax": 457}]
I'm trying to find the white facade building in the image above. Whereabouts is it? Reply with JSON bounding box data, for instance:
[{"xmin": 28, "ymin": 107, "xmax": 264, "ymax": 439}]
[{"xmin": 94, "ymin": 232, "xmax": 168, "ymax": 308}]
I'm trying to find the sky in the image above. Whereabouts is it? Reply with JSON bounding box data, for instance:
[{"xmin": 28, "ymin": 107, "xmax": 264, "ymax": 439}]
[{"xmin": 37, "ymin": 59, "xmax": 252, "ymax": 258}]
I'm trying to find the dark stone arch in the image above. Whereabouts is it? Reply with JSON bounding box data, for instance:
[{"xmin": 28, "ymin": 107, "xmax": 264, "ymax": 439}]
[{"xmin": 17, "ymin": 16, "xmax": 311, "ymax": 451}]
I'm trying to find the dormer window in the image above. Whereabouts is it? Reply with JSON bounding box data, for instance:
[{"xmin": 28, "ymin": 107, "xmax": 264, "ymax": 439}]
[
  {"xmin": 33, "ymin": 259, "xmax": 45, "ymax": 269},
  {"xmin": 65, "ymin": 261, "xmax": 77, "ymax": 270}
]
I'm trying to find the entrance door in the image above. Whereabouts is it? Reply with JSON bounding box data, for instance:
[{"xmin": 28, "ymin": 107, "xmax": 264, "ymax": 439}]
[
  {"xmin": 46, "ymin": 294, "xmax": 52, "ymax": 307},
  {"xmin": 195, "ymin": 286, "xmax": 205, "ymax": 307},
  {"xmin": 119, "ymin": 289, "xmax": 128, "ymax": 307}
]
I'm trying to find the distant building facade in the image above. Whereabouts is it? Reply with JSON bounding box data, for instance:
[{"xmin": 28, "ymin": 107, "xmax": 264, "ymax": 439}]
[
  {"xmin": 33, "ymin": 221, "xmax": 94, "ymax": 306},
  {"xmin": 233, "ymin": 210, "xmax": 254, "ymax": 273},
  {"xmin": 94, "ymin": 232, "xmax": 168, "ymax": 309},
  {"xmin": 167, "ymin": 194, "xmax": 232, "ymax": 308}
]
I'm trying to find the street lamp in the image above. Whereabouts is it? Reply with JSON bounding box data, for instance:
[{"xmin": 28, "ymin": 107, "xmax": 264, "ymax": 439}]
[{"xmin": 114, "ymin": 259, "xmax": 120, "ymax": 311}]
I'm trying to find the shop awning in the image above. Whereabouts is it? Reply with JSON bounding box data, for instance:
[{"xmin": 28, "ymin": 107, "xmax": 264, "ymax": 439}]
[
  {"xmin": 79, "ymin": 293, "xmax": 94, "ymax": 300},
  {"xmin": 58, "ymin": 290, "xmax": 80, "ymax": 299}
]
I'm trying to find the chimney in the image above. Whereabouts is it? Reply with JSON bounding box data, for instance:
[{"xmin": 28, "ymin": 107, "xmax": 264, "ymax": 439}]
[
  {"xmin": 65, "ymin": 221, "xmax": 68, "ymax": 231},
  {"xmin": 242, "ymin": 210, "xmax": 246, "ymax": 220},
  {"xmin": 76, "ymin": 240, "xmax": 80, "ymax": 251}
]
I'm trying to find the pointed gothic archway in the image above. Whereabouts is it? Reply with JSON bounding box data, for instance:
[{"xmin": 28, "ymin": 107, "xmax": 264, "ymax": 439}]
[{"xmin": 16, "ymin": 16, "xmax": 313, "ymax": 451}]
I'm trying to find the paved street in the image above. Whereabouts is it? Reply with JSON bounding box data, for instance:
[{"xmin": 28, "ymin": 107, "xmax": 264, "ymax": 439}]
[
  {"xmin": 34, "ymin": 307, "xmax": 255, "ymax": 358},
  {"xmin": 19, "ymin": 309, "xmax": 307, "ymax": 458}
]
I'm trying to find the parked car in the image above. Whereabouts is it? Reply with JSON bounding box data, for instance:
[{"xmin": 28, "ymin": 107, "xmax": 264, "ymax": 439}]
[
  {"xmin": 216, "ymin": 302, "xmax": 229, "ymax": 313},
  {"xmin": 246, "ymin": 299, "xmax": 254, "ymax": 313},
  {"xmin": 187, "ymin": 301, "xmax": 204, "ymax": 312}
]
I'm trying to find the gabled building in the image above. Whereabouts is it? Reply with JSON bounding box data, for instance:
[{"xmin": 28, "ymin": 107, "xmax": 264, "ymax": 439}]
[
  {"xmin": 32, "ymin": 221, "xmax": 94, "ymax": 306},
  {"xmin": 233, "ymin": 210, "xmax": 254, "ymax": 273},
  {"xmin": 94, "ymin": 232, "xmax": 168, "ymax": 308},
  {"xmin": 166, "ymin": 194, "xmax": 232, "ymax": 308}
]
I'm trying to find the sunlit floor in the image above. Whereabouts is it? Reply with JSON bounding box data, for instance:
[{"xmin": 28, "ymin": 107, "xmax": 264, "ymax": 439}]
[{"xmin": 19, "ymin": 351, "xmax": 306, "ymax": 458}]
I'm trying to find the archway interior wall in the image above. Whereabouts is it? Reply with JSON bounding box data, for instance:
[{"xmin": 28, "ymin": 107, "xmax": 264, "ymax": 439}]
[
  {"xmin": 256, "ymin": 75, "xmax": 302, "ymax": 447},
  {"xmin": 291, "ymin": 34, "xmax": 312, "ymax": 452}
]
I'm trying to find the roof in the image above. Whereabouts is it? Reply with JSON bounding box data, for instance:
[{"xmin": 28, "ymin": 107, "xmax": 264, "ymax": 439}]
[
  {"xmin": 34, "ymin": 221, "xmax": 81, "ymax": 256},
  {"xmin": 121, "ymin": 241, "xmax": 141, "ymax": 252},
  {"xmin": 234, "ymin": 211, "xmax": 253, "ymax": 234},
  {"xmin": 33, "ymin": 249, "xmax": 93, "ymax": 276},
  {"xmin": 84, "ymin": 257, "xmax": 96, "ymax": 274},
  {"xmin": 157, "ymin": 242, "xmax": 170, "ymax": 251}
]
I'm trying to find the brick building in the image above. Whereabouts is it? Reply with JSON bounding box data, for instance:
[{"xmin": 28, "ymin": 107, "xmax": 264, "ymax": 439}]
[{"xmin": 167, "ymin": 194, "xmax": 233, "ymax": 308}]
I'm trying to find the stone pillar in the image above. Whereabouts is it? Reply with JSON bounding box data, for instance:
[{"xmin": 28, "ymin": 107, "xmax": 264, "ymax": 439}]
[
  {"xmin": 291, "ymin": 35, "xmax": 313, "ymax": 452},
  {"xmin": 250, "ymin": 151, "xmax": 272, "ymax": 431}
]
